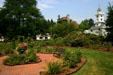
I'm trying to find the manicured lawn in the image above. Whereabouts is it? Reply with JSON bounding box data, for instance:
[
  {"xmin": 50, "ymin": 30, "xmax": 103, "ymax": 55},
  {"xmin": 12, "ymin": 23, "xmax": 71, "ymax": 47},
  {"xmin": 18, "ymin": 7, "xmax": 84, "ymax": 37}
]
[
  {"xmin": 0, "ymin": 69, "xmax": 2, "ymax": 72},
  {"xmin": 68, "ymin": 48, "xmax": 113, "ymax": 75}
]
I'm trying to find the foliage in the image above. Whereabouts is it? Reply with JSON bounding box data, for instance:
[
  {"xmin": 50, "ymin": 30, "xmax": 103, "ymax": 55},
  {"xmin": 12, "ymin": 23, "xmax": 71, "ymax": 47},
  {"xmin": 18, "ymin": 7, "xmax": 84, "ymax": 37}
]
[
  {"xmin": 63, "ymin": 31, "xmax": 77, "ymax": 46},
  {"xmin": 104, "ymin": 42, "xmax": 112, "ymax": 51},
  {"xmin": 47, "ymin": 61, "xmax": 62, "ymax": 74},
  {"xmin": 70, "ymin": 48, "xmax": 113, "ymax": 75},
  {"xmin": 27, "ymin": 49, "xmax": 38, "ymax": 62},
  {"xmin": 3, "ymin": 54, "xmax": 28, "ymax": 65},
  {"xmin": 51, "ymin": 22, "xmax": 77, "ymax": 38},
  {"xmin": 3, "ymin": 46, "xmax": 38, "ymax": 66},
  {"xmin": 62, "ymin": 49, "xmax": 82, "ymax": 68},
  {"xmin": 79, "ymin": 19, "xmax": 94, "ymax": 31},
  {"xmin": 0, "ymin": 42, "xmax": 14, "ymax": 56},
  {"xmin": 0, "ymin": 0, "xmax": 55, "ymax": 39},
  {"xmin": 106, "ymin": 3, "xmax": 113, "ymax": 42},
  {"xmin": 12, "ymin": 39, "xmax": 16, "ymax": 49}
]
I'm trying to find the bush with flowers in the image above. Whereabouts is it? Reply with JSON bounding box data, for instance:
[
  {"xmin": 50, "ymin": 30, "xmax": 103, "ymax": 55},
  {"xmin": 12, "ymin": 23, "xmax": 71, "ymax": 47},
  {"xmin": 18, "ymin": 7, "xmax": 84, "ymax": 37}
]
[
  {"xmin": 3, "ymin": 43, "xmax": 39, "ymax": 66},
  {"xmin": 47, "ymin": 61, "xmax": 62, "ymax": 74},
  {"xmin": 62, "ymin": 49, "xmax": 82, "ymax": 68}
]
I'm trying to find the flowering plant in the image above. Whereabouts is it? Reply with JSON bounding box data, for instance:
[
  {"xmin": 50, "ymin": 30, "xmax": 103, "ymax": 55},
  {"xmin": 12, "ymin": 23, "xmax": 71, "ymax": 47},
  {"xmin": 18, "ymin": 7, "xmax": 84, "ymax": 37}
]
[{"xmin": 47, "ymin": 61, "xmax": 62, "ymax": 74}]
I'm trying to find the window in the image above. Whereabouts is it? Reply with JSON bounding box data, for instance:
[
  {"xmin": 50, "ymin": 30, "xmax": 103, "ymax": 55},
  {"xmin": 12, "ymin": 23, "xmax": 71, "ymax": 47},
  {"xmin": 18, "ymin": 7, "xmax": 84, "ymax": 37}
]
[
  {"xmin": 97, "ymin": 15, "xmax": 98, "ymax": 18},
  {"xmin": 40, "ymin": 37, "xmax": 43, "ymax": 39},
  {"xmin": 101, "ymin": 15, "xmax": 102, "ymax": 17},
  {"xmin": 101, "ymin": 19, "xmax": 102, "ymax": 21},
  {"xmin": 45, "ymin": 37, "xmax": 48, "ymax": 39}
]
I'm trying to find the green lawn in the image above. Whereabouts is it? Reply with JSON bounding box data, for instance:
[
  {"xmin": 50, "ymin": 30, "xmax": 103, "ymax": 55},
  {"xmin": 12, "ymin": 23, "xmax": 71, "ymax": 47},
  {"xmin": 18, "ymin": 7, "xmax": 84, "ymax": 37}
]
[
  {"xmin": 67, "ymin": 48, "xmax": 113, "ymax": 75},
  {"xmin": 0, "ymin": 69, "xmax": 2, "ymax": 72}
]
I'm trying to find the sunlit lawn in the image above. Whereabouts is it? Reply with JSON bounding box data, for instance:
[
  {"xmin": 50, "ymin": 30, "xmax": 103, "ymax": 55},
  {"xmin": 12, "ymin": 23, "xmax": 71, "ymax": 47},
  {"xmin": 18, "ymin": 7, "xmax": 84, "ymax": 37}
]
[{"xmin": 68, "ymin": 48, "xmax": 113, "ymax": 75}]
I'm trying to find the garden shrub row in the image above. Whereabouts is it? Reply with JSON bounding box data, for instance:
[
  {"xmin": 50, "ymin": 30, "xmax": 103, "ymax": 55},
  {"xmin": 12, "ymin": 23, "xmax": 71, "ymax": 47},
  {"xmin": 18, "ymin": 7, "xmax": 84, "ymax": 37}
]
[
  {"xmin": 45, "ymin": 49, "xmax": 82, "ymax": 74},
  {"xmin": 3, "ymin": 49, "xmax": 39, "ymax": 66}
]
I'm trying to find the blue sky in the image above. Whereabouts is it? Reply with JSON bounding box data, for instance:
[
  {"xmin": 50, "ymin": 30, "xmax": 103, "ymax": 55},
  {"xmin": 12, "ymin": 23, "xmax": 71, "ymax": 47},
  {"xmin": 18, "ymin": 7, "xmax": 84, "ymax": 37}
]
[{"xmin": 0, "ymin": 0, "xmax": 113, "ymax": 23}]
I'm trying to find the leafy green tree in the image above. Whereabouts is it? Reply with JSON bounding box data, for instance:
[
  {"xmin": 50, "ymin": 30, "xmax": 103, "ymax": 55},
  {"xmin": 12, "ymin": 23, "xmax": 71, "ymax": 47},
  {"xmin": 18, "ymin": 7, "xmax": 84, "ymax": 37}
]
[
  {"xmin": 79, "ymin": 19, "xmax": 94, "ymax": 31},
  {"xmin": 0, "ymin": 0, "xmax": 43, "ymax": 39},
  {"xmin": 106, "ymin": 3, "xmax": 113, "ymax": 42},
  {"xmin": 51, "ymin": 22, "xmax": 77, "ymax": 38}
]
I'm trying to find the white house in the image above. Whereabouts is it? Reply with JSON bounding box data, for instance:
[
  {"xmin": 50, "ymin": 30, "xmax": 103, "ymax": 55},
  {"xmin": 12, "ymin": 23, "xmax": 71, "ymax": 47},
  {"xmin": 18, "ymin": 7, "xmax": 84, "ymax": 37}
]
[
  {"xmin": 0, "ymin": 36, "xmax": 4, "ymax": 42},
  {"xmin": 36, "ymin": 33, "xmax": 51, "ymax": 40},
  {"xmin": 84, "ymin": 8, "xmax": 108, "ymax": 36}
]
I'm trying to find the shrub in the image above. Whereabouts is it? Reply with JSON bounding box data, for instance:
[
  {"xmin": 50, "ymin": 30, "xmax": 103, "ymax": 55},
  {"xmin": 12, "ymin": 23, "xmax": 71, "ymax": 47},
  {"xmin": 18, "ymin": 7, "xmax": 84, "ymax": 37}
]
[
  {"xmin": 62, "ymin": 49, "xmax": 82, "ymax": 68},
  {"xmin": 76, "ymin": 50, "xmax": 82, "ymax": 63},
  {"xmin": 55, "ymin": 37, "xmax": 64, "ymax": 46},
  {"xmin": 0, "ymin": 42, "xmax": 14, "ymax": 56},
  {"xmin": 69, "ymin": 57, "xmax": 78, "ymax": 68},
  {"xmin": 62, "ymin": 50, "xmax": 71, "ymax": 61},
  {"xmin": 12, "ymin": 39, "xmax": 16, "ymax": 49},
  {"xmin": 3, "ymin": 54, "xmax": 28, "ymax": 66},
  {"xmin": 37, "ymin": 46, "xmax": 41, "ymax": 52},
  {"xmin": 27, "ymin": 49, "xmax": 38, "ymax": 62},
  {"xmin": 104, "ymin": 42, "xmax": 112, "ymax": 51},
  {"xmin": 47, "ymin": 61, "xmax": 62, "ymax": 74},
  {"xmin": 3, "ymin": 49, "xmax": 38, "ymax": 66}
]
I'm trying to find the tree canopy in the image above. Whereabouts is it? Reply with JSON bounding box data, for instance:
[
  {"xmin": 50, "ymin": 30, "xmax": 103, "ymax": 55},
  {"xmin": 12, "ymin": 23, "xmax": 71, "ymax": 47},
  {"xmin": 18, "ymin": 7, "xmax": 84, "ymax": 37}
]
[
  {"xmin": 79, "ymin": 19, "xmax": 94, "ymax": 31},
  {"xmin": 0, "ymin": 0, "xmax": 52, "ymax": 39},
  {"xmin": 51, "ymin": 22, "xmax": 78, "ymax": 38},
  {"xmin": 106, "ymin": 3, "xmax": 113, "ymax": 42}
]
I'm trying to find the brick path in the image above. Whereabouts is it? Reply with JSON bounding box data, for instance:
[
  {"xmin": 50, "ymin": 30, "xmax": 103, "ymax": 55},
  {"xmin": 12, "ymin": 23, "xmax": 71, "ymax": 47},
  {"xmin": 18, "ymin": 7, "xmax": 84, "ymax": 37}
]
[{"xmin": 0, "ymin": 53, "xmax": 60, "ymax": 75}]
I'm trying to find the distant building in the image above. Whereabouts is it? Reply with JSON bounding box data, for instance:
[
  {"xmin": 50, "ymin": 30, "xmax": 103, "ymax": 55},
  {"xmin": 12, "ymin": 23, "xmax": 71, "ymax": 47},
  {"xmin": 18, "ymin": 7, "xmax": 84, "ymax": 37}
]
[
  {"xmin": 0, "ymin": 34, "xmax": 4, "ymax": 42},
  {"xmin": 36, "ymin": 33, "xmax": 51, "ymax": 40},
  {"xmin": 84, "ymin": 8, "xmax": 108, "ymax": 36},
  {"xmin": 57, "ymin": 14, "xmax": 78, "ymax": 25}
]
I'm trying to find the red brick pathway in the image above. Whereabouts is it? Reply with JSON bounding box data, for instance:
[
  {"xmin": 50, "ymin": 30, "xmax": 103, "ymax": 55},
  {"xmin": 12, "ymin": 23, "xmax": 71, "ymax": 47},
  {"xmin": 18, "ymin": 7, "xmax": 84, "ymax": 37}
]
[{"xmin": 0, "ymin": 53, "xmax": 60, "ymax": 75}]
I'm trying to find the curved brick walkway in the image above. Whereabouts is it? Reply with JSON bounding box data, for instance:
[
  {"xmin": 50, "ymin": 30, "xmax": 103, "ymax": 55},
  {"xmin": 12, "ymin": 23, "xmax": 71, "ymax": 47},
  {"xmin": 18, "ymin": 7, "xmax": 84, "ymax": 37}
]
[{"xmin": 0, "ymin": 53, "xmax": 60, "ymax": 75}]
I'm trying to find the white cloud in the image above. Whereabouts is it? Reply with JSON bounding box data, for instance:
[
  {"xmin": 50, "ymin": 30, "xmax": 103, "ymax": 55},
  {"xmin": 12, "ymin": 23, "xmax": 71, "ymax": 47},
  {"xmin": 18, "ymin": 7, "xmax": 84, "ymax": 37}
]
[
  {"xmin": 0, "ymin": 0, "xmax": 4, "ymax": 7},
  {"xmin": 38, "ymin": 3, "xmax": 53, "ymax": 10},
  {"xmin": 38, "ymin": 0, "xmax": 58, "ymax": 10}
]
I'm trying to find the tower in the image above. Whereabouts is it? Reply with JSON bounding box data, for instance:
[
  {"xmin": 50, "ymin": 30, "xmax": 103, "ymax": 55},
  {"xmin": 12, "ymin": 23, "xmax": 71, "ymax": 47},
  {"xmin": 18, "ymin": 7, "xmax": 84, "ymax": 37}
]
[
  {"xmin": 95, "ymin": 8, "xmax": 105, "ymax": 27},
  {"xmin": 66, "ymin": 14, "xmax": 71, "ymax": 23},
  {"xmin": 58, "ymin": 15, "xmax": 60, "ymax": 19}
]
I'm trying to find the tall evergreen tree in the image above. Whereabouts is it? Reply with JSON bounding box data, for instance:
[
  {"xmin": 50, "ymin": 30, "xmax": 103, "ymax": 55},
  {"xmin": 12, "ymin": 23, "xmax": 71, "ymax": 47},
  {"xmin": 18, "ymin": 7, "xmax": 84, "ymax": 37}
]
[
  {"xmin": 0, "ymin": 0, "xmax": 44, "ymax": 38},
  {"xmin": 106, "ymin": 3, "xmax": 113, "ymax": 42}
]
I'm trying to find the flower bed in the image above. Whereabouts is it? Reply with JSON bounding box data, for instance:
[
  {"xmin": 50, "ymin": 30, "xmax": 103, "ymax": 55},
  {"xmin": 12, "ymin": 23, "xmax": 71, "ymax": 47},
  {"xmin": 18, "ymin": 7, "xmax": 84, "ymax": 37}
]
[
  {"xmin": 40, "ymin": 58, "xmax": 86, "ymax": 75},
  {"xmin": 40, "ymin": 48, "xmax": 86, "ymax": 75},
  {"xmin": 3, "ymin": 43, "xmax": 41, "ymax": 66}
]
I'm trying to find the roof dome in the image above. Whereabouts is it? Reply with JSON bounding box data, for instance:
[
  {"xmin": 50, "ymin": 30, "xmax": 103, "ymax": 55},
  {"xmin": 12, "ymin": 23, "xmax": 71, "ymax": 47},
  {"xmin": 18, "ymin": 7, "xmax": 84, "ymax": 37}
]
[{"xmin": 97, "ymin": 8, "xmax": 102, "ymax": 11}]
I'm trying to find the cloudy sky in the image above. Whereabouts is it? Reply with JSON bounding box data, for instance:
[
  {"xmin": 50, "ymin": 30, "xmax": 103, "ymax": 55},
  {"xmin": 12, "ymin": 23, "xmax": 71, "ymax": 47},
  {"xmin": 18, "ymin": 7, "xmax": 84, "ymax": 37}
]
[{"xmin": 0, "ymin": 0, "xmax": 113, "ymax": 23}]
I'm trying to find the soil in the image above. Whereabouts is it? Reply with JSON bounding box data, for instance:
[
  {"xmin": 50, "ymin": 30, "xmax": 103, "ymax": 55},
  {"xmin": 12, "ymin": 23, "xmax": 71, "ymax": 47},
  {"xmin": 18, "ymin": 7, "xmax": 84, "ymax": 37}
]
[{"xmin": 0, "ymin": 53, "xmax": 60, "ymax": 75}]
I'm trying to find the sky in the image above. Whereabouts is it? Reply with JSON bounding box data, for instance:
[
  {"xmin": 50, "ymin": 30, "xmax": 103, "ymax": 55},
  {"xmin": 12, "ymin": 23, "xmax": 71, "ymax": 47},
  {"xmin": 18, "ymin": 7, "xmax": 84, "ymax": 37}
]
[{"xmin": 0, "ymin": 0, "xmax": 113, "ymax": 23}]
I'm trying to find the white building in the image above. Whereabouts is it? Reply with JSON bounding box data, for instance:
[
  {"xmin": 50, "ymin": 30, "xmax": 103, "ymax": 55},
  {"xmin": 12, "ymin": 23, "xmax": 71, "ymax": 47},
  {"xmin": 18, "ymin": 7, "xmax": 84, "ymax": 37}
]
[
  {"xmin": 36, "ymin": 33, "xmax": 51, "ymax": 40},
  {"xmin": 0, "ymin": 36, "xmax": 4, "ymax": 42},
  {"xmin": 84, "ymin": 8, "xmax": 107, "ymax": 36}
]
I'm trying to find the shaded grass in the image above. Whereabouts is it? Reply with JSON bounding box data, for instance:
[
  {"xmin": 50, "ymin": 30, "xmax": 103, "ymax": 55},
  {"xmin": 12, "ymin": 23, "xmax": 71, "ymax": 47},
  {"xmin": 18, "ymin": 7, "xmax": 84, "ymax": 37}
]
[
  {"xmin": 68, "ymin": 48, "xmax": 113, "ymax": 75},
  {"xmin": 0, "ymin": 69, "xmax": 2, "ymax": 72}
]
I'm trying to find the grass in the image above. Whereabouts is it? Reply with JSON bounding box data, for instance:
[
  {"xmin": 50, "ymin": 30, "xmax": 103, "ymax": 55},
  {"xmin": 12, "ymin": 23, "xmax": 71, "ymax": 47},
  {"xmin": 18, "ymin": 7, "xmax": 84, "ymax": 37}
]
[
  {"xmin": 0, "ymin": 69, "xmax": 2, "ymax": 72},
  {"xmin": 67, "ymin": 48, "xmax": 113, "ymax": 75}
]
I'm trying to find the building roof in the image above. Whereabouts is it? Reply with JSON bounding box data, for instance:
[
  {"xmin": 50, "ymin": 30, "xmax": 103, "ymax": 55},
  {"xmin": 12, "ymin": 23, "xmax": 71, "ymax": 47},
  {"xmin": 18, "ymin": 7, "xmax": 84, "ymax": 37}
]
[
  {"xmin": 58, "ymin": 15, "xmax": 79, "ymax": 25},
  {"xmin": 97, "ymin": 8, "xmax": 102, "ymax": 11},
  {"xmin": 72, "ymin": 21, "xmax": 78, "ymax": 25},
  {"xmin": 61, "ymin": 17, "xmax": 68, "ymax": 20}
]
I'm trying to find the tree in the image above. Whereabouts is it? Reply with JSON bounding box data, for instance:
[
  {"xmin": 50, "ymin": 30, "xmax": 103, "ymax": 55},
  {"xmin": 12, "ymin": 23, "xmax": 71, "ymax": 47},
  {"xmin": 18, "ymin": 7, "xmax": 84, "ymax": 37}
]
[
  {"xmin": 79, "ymin": 19, "xmax": 94, "ymax": 31},
  {"xmin": 106, "ymin": 3, "xmax": 113, "ymax": 42},
  {"xmin": 0, "ymin": 0, "xmax": 44, "ymax": 39},
  {"xmin": 51, "ymin": 22, "xmax": 78, "ymax": 38}
]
